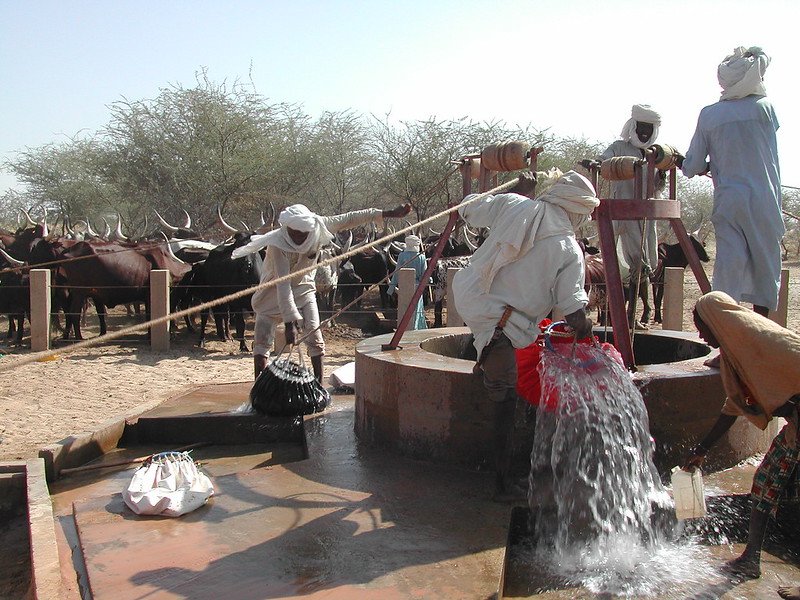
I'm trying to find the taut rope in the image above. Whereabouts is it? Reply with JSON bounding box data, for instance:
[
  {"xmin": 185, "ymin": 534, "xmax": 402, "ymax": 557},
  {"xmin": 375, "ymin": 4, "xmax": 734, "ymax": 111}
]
[{"xmin": 0, "ymin": 177, "xmax": 519, "ymax": 373}]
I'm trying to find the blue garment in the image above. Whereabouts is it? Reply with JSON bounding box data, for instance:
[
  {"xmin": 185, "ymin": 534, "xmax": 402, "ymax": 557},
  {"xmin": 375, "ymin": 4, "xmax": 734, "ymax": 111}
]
[
  {"xmin": 683, "ymin": 95, "xmax": 784, "ymax": 309},
  {"xmin": 388, "ymin": 250, "xmax": 428, "ymax": 330}
]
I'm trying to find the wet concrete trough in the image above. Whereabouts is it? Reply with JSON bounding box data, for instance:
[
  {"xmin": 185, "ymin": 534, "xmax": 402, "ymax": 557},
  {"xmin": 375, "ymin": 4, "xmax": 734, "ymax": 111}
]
[{"xmin": 22, "ymin": 377, "xmax": 797, "ymax": 600}]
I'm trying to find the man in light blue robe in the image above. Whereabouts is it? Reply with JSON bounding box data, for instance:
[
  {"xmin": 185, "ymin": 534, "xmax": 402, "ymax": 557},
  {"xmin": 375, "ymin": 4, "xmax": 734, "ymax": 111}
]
[{"xmin": 682, "ymin": 46, "xmax": 783, "ymax": 316}]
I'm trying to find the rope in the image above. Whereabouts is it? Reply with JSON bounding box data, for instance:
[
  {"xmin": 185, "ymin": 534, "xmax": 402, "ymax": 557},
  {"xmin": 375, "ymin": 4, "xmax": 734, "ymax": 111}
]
[
  {"xmin": 0, "ymin": 176, "xmax": 519, "ymax": 373},
  {"xmin": 294, "ymin": 248, "xmax": 428, "ymax": 347}
]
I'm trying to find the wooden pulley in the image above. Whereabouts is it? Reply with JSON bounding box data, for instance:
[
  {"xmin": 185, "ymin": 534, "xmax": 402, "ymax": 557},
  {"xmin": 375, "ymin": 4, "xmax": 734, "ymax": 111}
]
[
  {"xmin": 600, "ymin": 156, "xmax": 640, "ymax": 181},
  {"xmin": 481, "ymin": 141, "xmax": 531, "ymax": 172},
  {"xmin": 650, "ymin": 144, "xmax": 681, "ymax": 171}
]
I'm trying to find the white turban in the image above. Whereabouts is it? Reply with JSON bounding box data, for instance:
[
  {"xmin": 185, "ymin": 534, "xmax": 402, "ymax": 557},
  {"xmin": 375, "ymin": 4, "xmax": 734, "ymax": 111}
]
[
  {"xmin": 231, "ymin": 203, "xmax": 333, "ymax": 258},
  {"xmin": 278, "ymin": 204, "xmax": 318, "ymax": 232},
  {"xmin": 620, "ymin": 104, "xmax": 662, "ymax": 149},
  {"xmin": 539, "ymin": 171, "xmax": 600, "ymax": 230},
  {"xmin": 404, "ymin": 235, "xmax": 421, "ymax": 252},
  {"xmin": 718, "ymin": 46, "xmax": 769, "ymax": 100}
]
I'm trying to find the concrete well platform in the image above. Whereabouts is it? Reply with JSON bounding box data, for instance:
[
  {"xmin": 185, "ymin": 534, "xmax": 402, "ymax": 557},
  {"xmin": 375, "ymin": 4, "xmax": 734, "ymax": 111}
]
[{"xmin": 354, "ymin": 328, "xmax": 781, "ymax": 475}]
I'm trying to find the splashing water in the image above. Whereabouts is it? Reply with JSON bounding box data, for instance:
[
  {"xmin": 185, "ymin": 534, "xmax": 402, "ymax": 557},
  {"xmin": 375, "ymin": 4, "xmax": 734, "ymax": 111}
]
[{"xmin": 526, "ymin": 342, "xmax": 717, "ymax": 597}]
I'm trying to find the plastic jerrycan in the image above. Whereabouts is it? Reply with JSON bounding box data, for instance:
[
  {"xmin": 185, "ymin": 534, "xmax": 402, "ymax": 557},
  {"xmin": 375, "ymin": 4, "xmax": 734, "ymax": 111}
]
[{"xmin": 670, "ymin": 466, "xmax": 707, "ymax": 519}]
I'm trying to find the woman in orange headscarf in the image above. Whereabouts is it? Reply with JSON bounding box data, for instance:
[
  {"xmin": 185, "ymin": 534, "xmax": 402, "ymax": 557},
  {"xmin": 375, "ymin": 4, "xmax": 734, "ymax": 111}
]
[{"xmin": 684, "ymin": 291, "xmax": 799, "ymax": 598}]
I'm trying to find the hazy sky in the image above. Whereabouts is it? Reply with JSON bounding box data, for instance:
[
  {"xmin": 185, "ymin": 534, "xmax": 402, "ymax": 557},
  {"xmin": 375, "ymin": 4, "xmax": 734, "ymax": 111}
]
[{"xmin": 2, "ymin": 0, "xmax": 799, "ymax": 195}]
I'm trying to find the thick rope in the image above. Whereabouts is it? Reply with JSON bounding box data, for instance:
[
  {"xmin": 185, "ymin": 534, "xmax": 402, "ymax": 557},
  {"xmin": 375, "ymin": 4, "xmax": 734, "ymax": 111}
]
[{"xmin": 0, "ymin": 177, "xmax": 518, "ymax": 372}]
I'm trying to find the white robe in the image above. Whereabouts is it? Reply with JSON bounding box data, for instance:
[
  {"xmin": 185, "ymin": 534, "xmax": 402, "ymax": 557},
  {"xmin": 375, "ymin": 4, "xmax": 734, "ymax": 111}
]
[
  {"xmin": 452, "ymin": 193, "xmax": 588, "ymax": 356},
  {"xmin": 682, "ymin": 95, "xmax": 783, "ymax": 309},
  {"xmin": 240, "ymin": 209, "xmax": 384, "ymax": 322},
  {"xmin": 599, "ymin": 139, "xmax": 659, "ymax": 278}
]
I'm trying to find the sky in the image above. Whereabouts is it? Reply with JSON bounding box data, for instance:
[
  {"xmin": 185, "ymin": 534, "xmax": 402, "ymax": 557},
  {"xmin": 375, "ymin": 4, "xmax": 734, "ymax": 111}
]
[{"xmin": 2, "ymin": 0, "xmax": 799, "ymax": 196}]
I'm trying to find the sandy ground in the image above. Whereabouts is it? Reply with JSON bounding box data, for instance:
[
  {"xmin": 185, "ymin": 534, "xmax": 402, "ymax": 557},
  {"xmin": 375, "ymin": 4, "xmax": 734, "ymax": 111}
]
[{"xmin": 0, "ymin": 255, "xmax": 798, "ymax": 463}]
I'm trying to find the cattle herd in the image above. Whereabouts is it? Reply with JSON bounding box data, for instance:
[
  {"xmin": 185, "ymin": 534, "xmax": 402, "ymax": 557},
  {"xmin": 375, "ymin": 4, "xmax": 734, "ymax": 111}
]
[{"xmin": 0, "ymin": 208, "xmax": 709, "ymax": 349}]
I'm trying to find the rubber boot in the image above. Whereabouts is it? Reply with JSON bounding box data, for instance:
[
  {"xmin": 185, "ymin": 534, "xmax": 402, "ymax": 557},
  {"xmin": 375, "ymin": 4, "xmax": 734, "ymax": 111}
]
[
  {"xmin": 493, "ymin": 396, "xmax": 524, "ymax": 503},
  {"xmin": 310, "ymin": 355, "xmax": 324, "ymax": 385},
  {"xmin": 754, "ymin": 304, "xmax": 770, "ymax": 317},
  {"xmin": 254, "ymin": 354, "xmax": 268, "ymax": 380}
]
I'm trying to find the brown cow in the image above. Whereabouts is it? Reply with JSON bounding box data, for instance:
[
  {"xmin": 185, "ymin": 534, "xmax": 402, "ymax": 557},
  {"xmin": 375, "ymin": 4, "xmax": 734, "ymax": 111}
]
[{"xmin": 58, "ymin": 241, "xmax": 191, "ymax": 339}]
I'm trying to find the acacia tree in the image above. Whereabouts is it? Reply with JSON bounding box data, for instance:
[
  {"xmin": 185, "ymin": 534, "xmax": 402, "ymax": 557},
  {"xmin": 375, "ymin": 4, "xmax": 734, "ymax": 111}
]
[
  {"xmin": 304, "ymin": 110, "xmax": 373, "ymax": 215},
  {"xmin": 101, "ymin": 71, "xmax": 314, "ymax": 234},
  {"xmin": 4, "ymin": 136, "xmax": 117, "ymax": 231},
  {"xmin": 369, "ymin": 115, "xmax": 549, "ymax": 229}
]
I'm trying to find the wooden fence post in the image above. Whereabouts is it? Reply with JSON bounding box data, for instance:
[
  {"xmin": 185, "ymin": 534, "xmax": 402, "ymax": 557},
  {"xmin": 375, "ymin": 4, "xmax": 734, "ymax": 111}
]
[
  {"xmin": 769, "ymin": 268, "xmax": 790, "ymax": 327},
  {"xmin": 446, "ymin": 267, "xmax": 464, "ymax": 327},
  {"xmin": 661, "ymin": 267, "xmax": 685, "ymax": 331},
  {"xmin": 150, "ymin": 270, "xmax": 170, "ymax": 351},
  {"xmin": 30, "ymin": 269, "xmax": 51, "ymax": 352},
  {"xmin": 396, "ymin": 268, "xmax": 416, "ymax": 329}
]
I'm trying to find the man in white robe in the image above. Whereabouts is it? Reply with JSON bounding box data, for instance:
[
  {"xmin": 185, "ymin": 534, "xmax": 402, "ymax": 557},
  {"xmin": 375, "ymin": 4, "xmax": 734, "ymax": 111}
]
[
  {"xmin": 682, "ymin": 46, "xmax": 783, "ymax": 316},
  {"xmin": 232, "ymin": 203, "xmax": 411, "ymax": 381},
  {"xmin": 453, "ymin": 170, "xmax": 597, "ymax": 501},
  {"xmin": 599, "ymin": 103, "xmax": 663, "ymax": 328}
]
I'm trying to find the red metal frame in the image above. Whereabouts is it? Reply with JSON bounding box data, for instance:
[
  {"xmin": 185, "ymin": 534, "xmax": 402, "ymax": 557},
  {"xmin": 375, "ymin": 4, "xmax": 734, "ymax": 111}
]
[{"xmin": 589, "ymin": 154, "xmax": 711, "ymax": 368}]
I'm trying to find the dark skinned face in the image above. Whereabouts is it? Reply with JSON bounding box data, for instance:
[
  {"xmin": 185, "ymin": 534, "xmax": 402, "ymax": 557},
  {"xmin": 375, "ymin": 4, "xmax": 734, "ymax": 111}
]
[
  {"xmin": 287, "ymin": 227, "xmax": 310, "ymax": 245},
  {"xmin": 635, "ymin": 121, "xmax": 654, "ymax": 144},
  {"xmin": 693, "ymin": 310, "xmax": 720, "ymax": 348}
]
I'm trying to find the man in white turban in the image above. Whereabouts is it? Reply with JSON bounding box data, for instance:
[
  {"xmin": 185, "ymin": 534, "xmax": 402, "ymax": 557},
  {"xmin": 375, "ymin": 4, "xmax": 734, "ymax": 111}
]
[
  {"xmin": 598, "ymin": 103, "xmax": 664, "ymax": 329},
  {"xmin": 232, "ymin": 202, "xmax": 411, "ymax": 381},
  {"xmin": 452, "ymin": 170, "xmax": 596, "ymax": 501},
  {"xmin": 681, "ymin": 46, "xmax": 783, "ymax": 317}
]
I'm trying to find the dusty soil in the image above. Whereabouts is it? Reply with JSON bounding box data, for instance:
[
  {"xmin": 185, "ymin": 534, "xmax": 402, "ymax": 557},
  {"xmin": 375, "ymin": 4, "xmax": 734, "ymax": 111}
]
[{"xmin": 0, "ymin": 253, "xmax": 798, "ymax": 463}]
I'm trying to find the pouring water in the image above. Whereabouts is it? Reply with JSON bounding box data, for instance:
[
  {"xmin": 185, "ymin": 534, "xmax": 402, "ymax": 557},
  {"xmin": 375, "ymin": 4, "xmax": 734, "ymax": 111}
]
[{"xmin": 524, "ymin": 341, "xmax": 718, "ymax": 597}]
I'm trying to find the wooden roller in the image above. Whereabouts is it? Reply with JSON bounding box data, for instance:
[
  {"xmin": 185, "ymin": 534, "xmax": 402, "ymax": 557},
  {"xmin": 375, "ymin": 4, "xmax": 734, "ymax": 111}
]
[
  {"xmin": 481, "ymin": 141, "xmax": 531, "ymax": 172},
  {"xmin": 600, "ymin": 156, "xmax": 641, "ymax": 180}
]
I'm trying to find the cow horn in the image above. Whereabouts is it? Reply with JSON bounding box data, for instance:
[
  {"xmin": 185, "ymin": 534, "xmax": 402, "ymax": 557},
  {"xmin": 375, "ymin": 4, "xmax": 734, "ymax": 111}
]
[
  {"xmin": 0, "ymin": 247, "xmax": 24, "ymax": 267},
  {"xmin": 387, "ymin": 248, "xmax": 397, "ymax": 267},
  {"xmin": 463, "ymin": 232, "xmax": 478, "ymax": 252},
  {"xmin": 154, "ymin": 210, "xmax": 179, "ymax": 233},
  {"xmin": 217, "ymin": 206, "xmax": 238, "ymax": 233},
  {"xmin": 102, "ymin": 218, "xmax": 111, "ymax": 239},
  {"xmin": 161, "ymin": 234, "xmax": 188, "ymax": 265},
  {"xmin": 239, "ymin": 220, "xmax": 250, "ymax": 232},
  {"xmin": 259, "ymin": 211, "xmax": 266, "ymax": 226},
  {"xmin": 114, "ymin": 215, "xmax": 129, "ymax": 241},
  {"xmin": 86, "ymin": 219, "xmax": 100, "ymax": 238},
  {"xmin": 182, "ymin": 209, "xmax": 192, "ymax": 229},
  {"xmin": 21, "ymin": 208, "xmax": 36, "ymax": 227},
  {"xmin": 341, "ymin": 230, "xmax": 353, "ymax": 254}
]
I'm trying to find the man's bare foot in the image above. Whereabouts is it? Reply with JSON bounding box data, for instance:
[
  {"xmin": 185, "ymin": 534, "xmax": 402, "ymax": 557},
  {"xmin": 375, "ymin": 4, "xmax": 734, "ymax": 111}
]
[
  {"xmin": 704, "ymin": 353, "xmax": 721, "ymax": 368},
  {"xmin": 720, "ymin": 555, "xmax": 760, "ymax": 579},
  {"xmin": 778, "ymin": 585, "xmax": 800, "ymax": 600}
]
